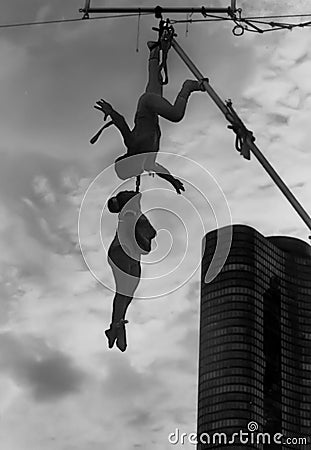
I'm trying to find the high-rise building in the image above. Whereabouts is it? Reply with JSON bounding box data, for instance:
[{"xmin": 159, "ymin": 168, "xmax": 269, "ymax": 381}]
[{"xmin": 198, "ymin": 225, "xmax": 311, "ymax": 449}]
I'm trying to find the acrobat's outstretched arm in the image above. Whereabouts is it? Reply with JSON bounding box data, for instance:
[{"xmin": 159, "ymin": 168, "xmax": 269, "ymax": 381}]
[
  {"xmin": 153, "ymin": 162, "xmax": 185, "ymax": 194},
  {"xmin": 94, "ymin": 99, "xmax": 132, "ymax": 147}
]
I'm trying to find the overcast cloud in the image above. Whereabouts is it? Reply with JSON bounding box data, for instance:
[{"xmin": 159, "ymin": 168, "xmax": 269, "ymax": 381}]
[{"xmin": 0, "ymin": 1, "xmax": 310, "ymax": 449}]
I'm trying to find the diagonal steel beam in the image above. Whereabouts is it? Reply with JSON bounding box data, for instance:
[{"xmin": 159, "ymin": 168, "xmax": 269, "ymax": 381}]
[{"xmin": 171, "ymin": 38, "xmax": 311, "ymax": 234}]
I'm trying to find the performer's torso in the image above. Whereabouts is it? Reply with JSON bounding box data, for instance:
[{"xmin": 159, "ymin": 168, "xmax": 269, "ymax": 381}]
[
  {"xmin": 130, "ymin": 122, "xmax": 161, "ymax": 154},
  {"xmin": 132, "ymin": 96, "xmax": 161, "ymax": 154},
  {"xmin": 109, "ymin": 212, "xmax": 156, "ymax": 258}
]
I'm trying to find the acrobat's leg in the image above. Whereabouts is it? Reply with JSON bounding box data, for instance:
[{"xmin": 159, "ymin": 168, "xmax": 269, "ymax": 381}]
[
  {"xmin": 113, "ymin": 256, "xmax": 141, "ymax": 352},
  {"xmin": 105, "ymin": 292, "xmax": 132, "ymax": 351},
  {"xmin": 111, "ymin": 256, "xmax": 140, "ymax": 320},
  {"xmin": 106, "ymin": 248, "xmax": 141, "ymax": 351},
  {"xmin": 143, "ymin": 80, "xmax": 203, "ymax": 123},
  {"xmin": 145, "ymin": 42, "xmax": 163, "ymax": 96}
]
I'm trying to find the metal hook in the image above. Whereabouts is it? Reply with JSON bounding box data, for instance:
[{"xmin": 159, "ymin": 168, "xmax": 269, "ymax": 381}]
[{"xmin": 80, "ymin": 0, "xmax": 91, "ymax": 19}]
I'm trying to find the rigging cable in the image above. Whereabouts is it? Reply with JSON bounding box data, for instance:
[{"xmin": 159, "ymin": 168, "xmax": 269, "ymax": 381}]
[
  {"xmin": 170, "ymin": 12, "xmax": 311, "ymax": 34},
  {"xmin": 0, "ymin": 12, "xmax": 152, "ymax": 29},
  {"xmin": 1, "ymin": 11, "xmax": 311, "ymax": 35}
]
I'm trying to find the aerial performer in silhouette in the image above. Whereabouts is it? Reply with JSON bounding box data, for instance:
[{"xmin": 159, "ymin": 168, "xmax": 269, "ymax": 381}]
[
  {"xmin": 105, "ymin": 190, "xmax": 157, "ymax": 351},
  {"xmin": 93, "ymin": 41, "xmax": 204, "ymax": 194}
]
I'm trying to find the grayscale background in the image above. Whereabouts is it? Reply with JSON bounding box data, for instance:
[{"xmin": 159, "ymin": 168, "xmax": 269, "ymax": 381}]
[{"xmin": 0, "ymin": 1, "xmax": 310, "ymax": 449}]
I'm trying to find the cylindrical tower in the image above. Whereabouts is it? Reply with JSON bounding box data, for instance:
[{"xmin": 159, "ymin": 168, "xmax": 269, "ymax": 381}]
[{"xmin": 198, "ymin": 225, "xmax": 311, "ymax": 450}]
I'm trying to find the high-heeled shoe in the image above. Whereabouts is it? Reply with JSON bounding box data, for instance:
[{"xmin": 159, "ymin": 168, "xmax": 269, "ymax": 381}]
[
  {"xmin": 116, "ymin": 319, "xmax": 129, "ymax": 352},
  {"xmin": 104, "ymin": 323, "xmax": 119, "ymax": 349}
]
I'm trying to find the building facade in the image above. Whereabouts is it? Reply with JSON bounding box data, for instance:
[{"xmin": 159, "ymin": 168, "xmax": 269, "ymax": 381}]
[{"xmin": 198, "ymin": 225, "xmax": 311, "ymax": 449}]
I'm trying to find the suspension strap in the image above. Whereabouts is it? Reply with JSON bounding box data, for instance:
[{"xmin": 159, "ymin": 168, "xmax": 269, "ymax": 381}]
[
  {"xmin": 153, "ymin": 19, "xmax": 176, "ymax": 85},
  {"xmin": 110, "ymin": 319, "xmax": 129, "ymax": 329},
  {"xmin": 135, "ymin": 175, "xmax": 141, "ymax": 193},
  {"xmin": 226, "ymin": 100, "xmax": 254, "ymax": 160}
]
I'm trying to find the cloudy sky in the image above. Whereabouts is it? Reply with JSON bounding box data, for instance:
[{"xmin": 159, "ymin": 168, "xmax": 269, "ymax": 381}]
[{"xmin": 0, "ymin": 0, "xmax": 311, "ymax": 449}]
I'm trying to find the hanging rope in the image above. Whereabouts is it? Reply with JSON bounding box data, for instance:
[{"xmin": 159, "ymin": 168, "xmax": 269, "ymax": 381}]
[
  {"xmin": 185, "ymin": 13, "xmax": 190, "ymax": 37},
  {"xmin": 135, "ymin": 176, "xmax": 141, "ymax": 193},
  {"xmin": 152, "ymin": 19, "xmax": 176, "ymax": 85},
  {"xmin": 135, "ymin": 11, "xmax": 141, "ymax": 52},
  {"xmin": 226, "ymin": 100, "xmax": 255, "ymax": 161}
]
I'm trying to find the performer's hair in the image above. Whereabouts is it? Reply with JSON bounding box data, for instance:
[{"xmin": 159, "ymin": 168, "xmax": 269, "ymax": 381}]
[
  {"xmin": 107, "ymin": 191, "xmax": 138, "ymax": 214},
  {"xmin": 107, "ymin": 196, "xmax": 120, "ymax": 213}
]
